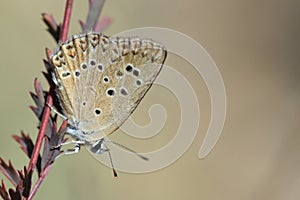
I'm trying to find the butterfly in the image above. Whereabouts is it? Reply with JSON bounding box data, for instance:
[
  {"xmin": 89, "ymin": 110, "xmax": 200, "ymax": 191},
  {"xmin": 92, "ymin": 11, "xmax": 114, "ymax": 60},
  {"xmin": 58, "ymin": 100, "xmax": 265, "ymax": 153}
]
[{"xmin": 50, "ymin": 32, "xmax": 167, "ymax": 156}]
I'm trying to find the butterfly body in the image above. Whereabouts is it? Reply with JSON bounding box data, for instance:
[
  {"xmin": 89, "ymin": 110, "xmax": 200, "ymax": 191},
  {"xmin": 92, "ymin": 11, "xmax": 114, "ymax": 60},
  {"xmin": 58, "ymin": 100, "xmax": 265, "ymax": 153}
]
[{"xmin": 50, "ymin": 32, "xmax": 167, "ymax": 148}]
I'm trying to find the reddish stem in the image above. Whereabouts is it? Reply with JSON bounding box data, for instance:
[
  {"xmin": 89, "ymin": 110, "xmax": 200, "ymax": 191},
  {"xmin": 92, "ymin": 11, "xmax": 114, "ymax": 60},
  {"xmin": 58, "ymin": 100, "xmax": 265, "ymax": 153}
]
[
  {"xmin": 29, "ymin": 0, "xmax": 73, "ymax": 173},
  {"xmin": 27, "ymin": 0, "xmax": 74, "ymax": 197},
  {"xmin": 27, "ymin": 86, "xmax": 54, "ymax": 173},
  {"xmin": 28, "ymin": 115, "xmax": 68, "ymax": 200},
  {"xmin": 60, "ymin": 0, "xmax": 73, "ymax": 42},
  {"xmin": 27, "ymin": 164, "xmax": 53, "ymax": 200}
]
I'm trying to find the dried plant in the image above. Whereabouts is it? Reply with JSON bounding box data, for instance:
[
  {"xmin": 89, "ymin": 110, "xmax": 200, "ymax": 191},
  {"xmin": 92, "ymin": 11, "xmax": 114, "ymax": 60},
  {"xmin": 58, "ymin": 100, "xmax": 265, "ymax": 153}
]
[{"xmin": 0, "ymin": 0, "xmax": 110, "ymax": 199}]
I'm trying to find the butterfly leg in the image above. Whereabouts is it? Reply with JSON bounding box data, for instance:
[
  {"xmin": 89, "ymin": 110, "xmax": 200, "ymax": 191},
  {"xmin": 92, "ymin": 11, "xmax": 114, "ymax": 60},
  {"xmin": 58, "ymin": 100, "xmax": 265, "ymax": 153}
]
[{"xmin": 51, "ymin": 140, "xmax": 85, "ymax": 158}]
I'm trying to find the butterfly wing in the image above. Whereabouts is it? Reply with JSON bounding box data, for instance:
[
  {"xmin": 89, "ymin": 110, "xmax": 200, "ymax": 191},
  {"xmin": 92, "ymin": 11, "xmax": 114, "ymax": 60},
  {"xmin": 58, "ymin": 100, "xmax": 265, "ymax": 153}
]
[
  {"xmin": 51, "ymin": 35, "xmax": 86, "ymax": 123},
  {"xmin": 109, "ymin": 37, "xmax": 167, "ymax": 127},
  {"xmin": 51, "ymin": 33, "xmax": 167, "ymax": 142}
]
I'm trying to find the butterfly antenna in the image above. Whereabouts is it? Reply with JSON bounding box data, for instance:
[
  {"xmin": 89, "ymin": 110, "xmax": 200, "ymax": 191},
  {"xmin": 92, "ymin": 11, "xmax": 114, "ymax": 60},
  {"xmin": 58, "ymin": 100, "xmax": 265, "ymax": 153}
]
[
  {"xmin": 103, "ymin": 143, "xmax": 118, "ymax": 178},
  {"xmin": 104, "ymin": 139, "xmax": 149, "ymax": 161}
]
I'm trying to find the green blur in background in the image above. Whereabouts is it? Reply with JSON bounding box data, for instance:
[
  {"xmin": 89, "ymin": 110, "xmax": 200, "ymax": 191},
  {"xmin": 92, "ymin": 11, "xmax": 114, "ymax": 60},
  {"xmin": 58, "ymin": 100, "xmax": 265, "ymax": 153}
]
[{"xmin": 0, "ymin": 0, "xmax": 299, "ymax": 199}]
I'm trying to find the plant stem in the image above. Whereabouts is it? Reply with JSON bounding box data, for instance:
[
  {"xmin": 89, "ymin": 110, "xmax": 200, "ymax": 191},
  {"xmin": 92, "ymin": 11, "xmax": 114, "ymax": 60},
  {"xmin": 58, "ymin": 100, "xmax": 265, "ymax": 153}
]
[
  {"xmin": 27, "ymin": 87, "xmax": 53, "ymax": 173},
  {"xmin": 27, "ymin": 0, "xmax": 75, "ymax": 196},
  {"xmin": 60, "ymin": 0, "xmax": 74, "ymax": 42},
  {"xmin": 28, "ymin": 164, "xmax": 53, "ymax": 200}
]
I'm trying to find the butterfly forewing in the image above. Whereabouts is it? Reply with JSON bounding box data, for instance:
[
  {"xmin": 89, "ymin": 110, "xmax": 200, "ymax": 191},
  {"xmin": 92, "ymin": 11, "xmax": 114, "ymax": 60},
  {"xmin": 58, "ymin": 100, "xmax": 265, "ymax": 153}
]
[
  {"xmin": 51, "ymin": 41, "xmax": 78, "ymax": 121},
  {"xmin": 51, "ymin": 32, "xmax": 167, "ymax": 142}
]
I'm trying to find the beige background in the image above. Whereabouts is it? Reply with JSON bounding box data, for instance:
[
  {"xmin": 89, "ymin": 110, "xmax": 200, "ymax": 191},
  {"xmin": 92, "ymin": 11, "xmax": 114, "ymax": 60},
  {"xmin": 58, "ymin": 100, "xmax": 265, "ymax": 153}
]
[{"xmin": 0, "ymin": 0, "xmax": 299, "ymax": 199}]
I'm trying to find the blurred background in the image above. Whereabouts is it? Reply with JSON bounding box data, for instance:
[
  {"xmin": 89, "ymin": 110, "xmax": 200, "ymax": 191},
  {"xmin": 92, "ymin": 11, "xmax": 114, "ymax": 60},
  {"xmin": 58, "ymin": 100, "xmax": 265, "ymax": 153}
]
[{"xmin": 0, "ymin": 0, "xmax": 299, "ymax": 199}]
